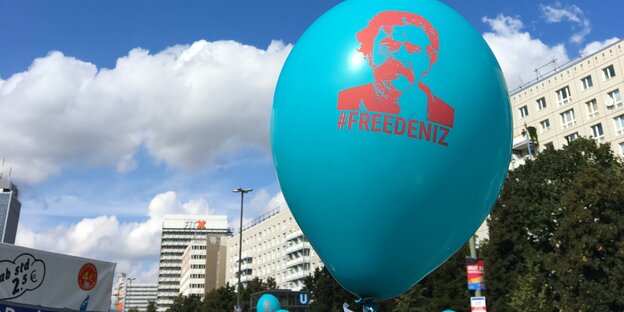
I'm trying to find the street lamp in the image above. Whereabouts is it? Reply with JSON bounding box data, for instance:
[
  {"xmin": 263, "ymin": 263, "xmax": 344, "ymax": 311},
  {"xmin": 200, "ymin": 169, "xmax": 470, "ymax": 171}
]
[
  {"xmin": 125, "ymin": 277, "xmax": 135, "ymax": 312},
  {"xmin": 233, "ymin": 187, "xmax": 252, "ymax": 312}
]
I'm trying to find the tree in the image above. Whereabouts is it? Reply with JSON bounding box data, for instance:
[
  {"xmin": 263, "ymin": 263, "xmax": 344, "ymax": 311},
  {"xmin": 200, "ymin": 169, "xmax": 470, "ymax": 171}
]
[
  {"xmin": 303, "ymin": 267, "xmax": 395, "ymax": 312},
  {"xmin": 509, "ymin": 259, "xmax": 549, "ymax": 312},
  {"xmin": 305, "ymin": 267, "xmax": 359, "ymax": 312},
  {"xmin": 146, "ymin": 300, "xmax": 156, "ymax": 312},
  {"xmin": 483, "ymin": 138, "xmax": 624, "ymax": 311},
  {"xmin": 166, "ymin": 294, "xmax": 202, "ymax": 312},
  {"xmin": 203, "ymin": 283, "xmax": 236, "ymax": 312},
  {"xmin": 240, "ymin": 277, "xmax": 278, "ymax": 311},
  {"xmin": 127, "ymin": 309, "xmax": 139, "ymax": 312},
  {"xmin": 392, "ymin": 244, "xmax": 470, "ymax": 312}
]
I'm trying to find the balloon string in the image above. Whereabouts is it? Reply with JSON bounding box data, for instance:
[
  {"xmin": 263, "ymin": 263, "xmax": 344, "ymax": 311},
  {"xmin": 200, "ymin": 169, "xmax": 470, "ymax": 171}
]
[{"xmin": 355, "ymin": 297, "xmax": 378, "ymax": 312}]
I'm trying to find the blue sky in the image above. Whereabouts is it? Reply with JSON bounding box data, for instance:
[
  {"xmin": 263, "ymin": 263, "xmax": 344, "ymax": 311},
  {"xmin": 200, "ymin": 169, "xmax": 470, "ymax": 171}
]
[{"xmin": 1, "ymin": 0, "xmax": 622, "ymax": 282}]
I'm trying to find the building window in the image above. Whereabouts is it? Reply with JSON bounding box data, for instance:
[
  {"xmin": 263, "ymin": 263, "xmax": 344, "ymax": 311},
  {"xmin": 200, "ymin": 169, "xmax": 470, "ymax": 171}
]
[
  {"xmin": 519, "ymin": 105, "xmax": 529, "ymax": 118},
  {"xmin": 586, "ymin": 99, "xmax": 599, "ymax": 118},
  {"xmin": 606, "ymin": 89, "xmax": 622, "ymax": 107},
  {"xmin": 614, "ymin": 115, "xmax": 624, "ymax": 135},
  {"xmin": 556, "ymin": 86, "xmax": 571, "ymax": 105},
  {"xmin": 540, "ymin": 119, "xmax": 551, "ymax": 133},
  {"xmin": 560, "ymin": 109, "xmax": 576, "ymax": 129},
  {"xmin": 620, "ymin": 142, "xmax": 624, "ymax": 156},
  {"xmin": 581, "ymin": 75, "xmax": 593, "ymax": 90},
  {"xmin": 564, "ymin": 132, "xmax": 579, "ymax": 144},
  {"xmin": 544, "ymin": 142, "xmax": 554, "ymax": 150},
  {"xmin": 591, "ymin": 123, "xmax": 604, "ymax": 141},
  {"xmin": 603, "ymin": 64, "xmax": 616, "ymax": 80},
  {"xmin": 536, "ymin": 97, "xmax": 547, "ymax": 110}
]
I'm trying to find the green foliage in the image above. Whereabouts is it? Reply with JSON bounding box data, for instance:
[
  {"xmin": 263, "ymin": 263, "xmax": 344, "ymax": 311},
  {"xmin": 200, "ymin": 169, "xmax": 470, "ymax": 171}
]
[
  {"xmin": 303, "ymin": 248, "xmax": 470, "ymax": 312},
  {"xmin": 166, "ymin": 294, "xmax": 202, "ymax": 312},
  {"xmin": 203, "ymin": 283, "xmax": 236, "ymax": 312},
  {"xmin": 127, "ymin": 308, "xmax": 139, "ymax": 312},
  {"xmin": 240, "ymin": 277, "xmax": 277, "ymax": 311},
  {"xmin": 146, "ymin": 301, "xmax": 156, "ymax": 312},
  {"xmin": 509, "ymin": 259, "xmax": 549, "ymax": 312},
  {"xmin": 483, "ymin": 138, "xmax": 624, "ymax": 311},
  {"xmin": 305, "ymin": 267, "xmax": 357, "ymax": 312},
  {"xmin": 527, "ymin": 126, "xmax": 538, "ymax": 144},
  {"xmin": 165, "ymin": 278, "xmax": 274, "ymax": 312},
  {"xmin": 392, "ymin": 244, "xmax": 470, "ymax": 312}
]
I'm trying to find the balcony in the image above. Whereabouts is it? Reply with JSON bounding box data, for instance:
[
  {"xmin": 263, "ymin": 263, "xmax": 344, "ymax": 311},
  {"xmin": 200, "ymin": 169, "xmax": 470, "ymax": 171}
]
[
  {"xmin": 285, "ymin": 257, "xmax": 308, "ymax": 268},
  {"xmin": 286, "ymin": 242, "xmax": 310, "ymax": 255},
  {"xmin": 284, "ymin": 271, "xmax": 309, "ymax": 283},
  {"xmin": 241, "ymin": 253, "xmax": 252, "ymax": 261},
  {"xmin": 512, "ymin": 135, "xmax": 538, "ymax": 155},
  {"xmin": 286, "ymin": 230, "xmax": 304, "ymax": 241},
  {"xmin": 241, "ymin": 274, "xmax": 254, "ymax": 283}
]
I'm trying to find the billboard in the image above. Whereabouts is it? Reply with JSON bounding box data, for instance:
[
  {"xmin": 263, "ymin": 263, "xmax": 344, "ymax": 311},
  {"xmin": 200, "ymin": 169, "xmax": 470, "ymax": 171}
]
[{"xmin": 0, "ymin": 243, "xmax": 115, "ymax": 311}]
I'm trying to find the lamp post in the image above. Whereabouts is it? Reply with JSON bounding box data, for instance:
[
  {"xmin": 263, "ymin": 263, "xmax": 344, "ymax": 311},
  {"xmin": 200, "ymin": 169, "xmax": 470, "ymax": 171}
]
[
  {"xmin": 233, "ymin": 187, "xmax": 252, "ymax": 312},
  {"xmin": 125, "ymin": 277, "xmax": 135, "ymax": 312}
]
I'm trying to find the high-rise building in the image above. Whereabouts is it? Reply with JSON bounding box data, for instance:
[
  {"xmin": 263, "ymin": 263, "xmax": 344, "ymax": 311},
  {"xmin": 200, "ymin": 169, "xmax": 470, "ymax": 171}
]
[
  {"xmin": 126, "ymin": 283, "xmax": 158, "ymax": 312},
  {"xmin": 225, "ymin": 207, "xmax": 323, "ymax": 291},
  {"xmin": 0, "ymin": 180, "xmax": 21, "ymax": 244},
  {"xmin": 113, "ymin": 272, "xmax": 127, "ymax": 311},
  {"xmin": 156, "ymin": 215, "xmax": 230, "ymax": 311},
  {"xmin": 509, "ymin": 39, "xmax": 624, "ymax": 167}
]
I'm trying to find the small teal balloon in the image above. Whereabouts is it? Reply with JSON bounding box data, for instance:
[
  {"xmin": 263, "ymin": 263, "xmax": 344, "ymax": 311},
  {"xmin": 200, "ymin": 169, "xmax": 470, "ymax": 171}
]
[
  {"xmin": 257, "ymin": 294, "xmax": 281, "ymax": 312},
  {"xmin": 272, "ymin": 0, "xmax": 511, "ymax": 300}
]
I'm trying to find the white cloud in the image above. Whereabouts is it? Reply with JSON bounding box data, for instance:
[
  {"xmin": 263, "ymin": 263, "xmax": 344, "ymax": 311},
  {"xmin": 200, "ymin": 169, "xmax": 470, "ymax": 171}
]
[
  {"xmin": 0, "ymin": 40, "xmax": 292, "ymax": 184},
  {"xmin": 15, "ymin": 190, "xmax": 284, "ymax": 283},
  {"xmin": 15, "ymin": 191, "xmax": 209, "ymax": 281},
  {"xmin": 580, "ymin": 37, "xmax": 620, "ymax": 57},
  {"xmin": 540, "ymin": 2, "xmax": 591, "ymax": 43},
  {"xmin": 482, "ymin": 14, "xmax": 570, "ymax": 91}
]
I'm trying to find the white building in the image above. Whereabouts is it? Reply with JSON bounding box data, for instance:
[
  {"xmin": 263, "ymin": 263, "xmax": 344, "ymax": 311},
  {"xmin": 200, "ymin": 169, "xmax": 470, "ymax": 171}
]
[
  {"xmin": 510, "ymin": 39, "xmax": 624, "ymax": 167},
  {"xmin": 179, "ymin": 234, "xmax": 229, "ymax": 299},
  {"xmin": 179, "ymin": 238, "xmax": 207, "ymax": 298},
  {"xmin": 126, "ymin": 283, "xmax": 157, "ymax": 312},
  {"xmin": 156, "ymin": 215, "xmax": 230, "ymax": 311},
  {"xmin": 225, "ymin": 207, "xmax": 323, "ymax": 291},
  {"xmin": 112, "ymin": 273, "xmax": 157, "ymax": 312}
]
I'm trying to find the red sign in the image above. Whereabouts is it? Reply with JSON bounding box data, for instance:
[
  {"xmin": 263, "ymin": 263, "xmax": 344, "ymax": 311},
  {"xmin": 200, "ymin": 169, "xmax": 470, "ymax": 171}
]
[
  {"xmin": 466, "ymin": 259, "xmax": 485, "ymax": 290},
  {"xmin": 77, "ymin": 263, "xmax": 98, "ymax": 291}
]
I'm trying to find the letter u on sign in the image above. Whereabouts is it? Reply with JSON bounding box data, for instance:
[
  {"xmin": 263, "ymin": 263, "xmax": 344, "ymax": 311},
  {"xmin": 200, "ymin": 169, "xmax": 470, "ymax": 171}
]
[{"xmin": 298, "ymin": 293, "xmax": 309, "ymax": 305}]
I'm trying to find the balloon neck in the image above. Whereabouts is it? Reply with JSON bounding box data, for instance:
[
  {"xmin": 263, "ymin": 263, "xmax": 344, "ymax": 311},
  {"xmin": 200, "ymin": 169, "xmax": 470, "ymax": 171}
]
[{"xmin": 355, "ymin": 297, "xmax": 378, "ymax": 312}]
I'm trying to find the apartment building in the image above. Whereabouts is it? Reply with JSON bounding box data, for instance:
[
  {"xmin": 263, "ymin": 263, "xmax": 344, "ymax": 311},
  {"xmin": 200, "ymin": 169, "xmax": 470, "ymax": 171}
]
[
  {"xmin": 510, "ymin": 39, "xmax": 624, "ymax": 166},
  {"xmin": 225, "ymin": 207, "xmax": 323, "ymax": 291}
]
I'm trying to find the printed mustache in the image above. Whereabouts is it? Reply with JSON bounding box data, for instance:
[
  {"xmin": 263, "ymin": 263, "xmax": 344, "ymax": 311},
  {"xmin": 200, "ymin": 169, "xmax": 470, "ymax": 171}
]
[{"xmin": 374, "ymin": 58, "xmax": 415, "ymax": 83}]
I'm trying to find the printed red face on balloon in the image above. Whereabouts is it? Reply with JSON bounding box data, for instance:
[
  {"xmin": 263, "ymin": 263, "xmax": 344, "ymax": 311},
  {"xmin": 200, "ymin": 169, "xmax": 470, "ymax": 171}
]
[{"xmin": 338, "ymin": 11, "xmax": 455, "ymax": 128}]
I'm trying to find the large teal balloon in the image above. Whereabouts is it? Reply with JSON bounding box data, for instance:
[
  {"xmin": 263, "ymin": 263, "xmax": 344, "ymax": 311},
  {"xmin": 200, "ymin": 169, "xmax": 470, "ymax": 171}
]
[
  {"xmin": 257, "ymin": 294, "xmax": 281, "ymax": 312},
  {"xmin": 272, "ymin": 0, "xmax": 511, "ymax": 300}
]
